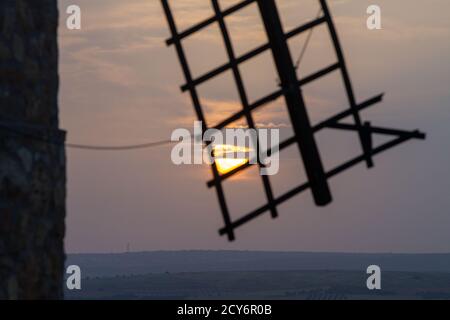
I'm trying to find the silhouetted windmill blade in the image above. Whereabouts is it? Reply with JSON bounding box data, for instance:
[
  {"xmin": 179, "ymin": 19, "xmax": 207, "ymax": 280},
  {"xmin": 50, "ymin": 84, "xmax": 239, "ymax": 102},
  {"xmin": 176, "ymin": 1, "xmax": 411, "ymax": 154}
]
[
  {"xmin": 319, "ymin": 0, "xmax": 375, "ymax": 168},
  {"xmin": 211, "ymin": 0, "xmax": 279, "ymax": 219},
  {"xmin": 257, "ymin": 0, "xmax": 332, "ymax": 206},
  {"xmin": 161, "ymin": 0, "xmax": 425, "ymax": 242}
]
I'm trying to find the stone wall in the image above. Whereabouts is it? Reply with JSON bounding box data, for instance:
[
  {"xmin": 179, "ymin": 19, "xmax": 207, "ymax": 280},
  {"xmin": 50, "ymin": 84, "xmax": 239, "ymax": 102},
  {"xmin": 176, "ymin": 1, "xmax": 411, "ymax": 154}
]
[{"xmin": 0, "ymin": 0, "xmax": 65, "ymax": 299}]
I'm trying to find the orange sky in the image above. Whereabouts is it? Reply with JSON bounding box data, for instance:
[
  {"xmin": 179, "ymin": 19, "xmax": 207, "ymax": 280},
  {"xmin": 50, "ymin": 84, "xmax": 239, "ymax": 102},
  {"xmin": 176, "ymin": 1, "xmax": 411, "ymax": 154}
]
[{"xmin": 58, "ymin": 0, "xmax": 450, "ymax": 253}]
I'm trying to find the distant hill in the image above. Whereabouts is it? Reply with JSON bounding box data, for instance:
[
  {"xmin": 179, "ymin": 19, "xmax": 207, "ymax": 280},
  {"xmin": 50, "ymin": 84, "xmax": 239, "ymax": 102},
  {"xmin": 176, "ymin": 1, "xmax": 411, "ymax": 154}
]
[{"xmin": 66, "ymin": 251, "xmax": 450, "ymax": 278}]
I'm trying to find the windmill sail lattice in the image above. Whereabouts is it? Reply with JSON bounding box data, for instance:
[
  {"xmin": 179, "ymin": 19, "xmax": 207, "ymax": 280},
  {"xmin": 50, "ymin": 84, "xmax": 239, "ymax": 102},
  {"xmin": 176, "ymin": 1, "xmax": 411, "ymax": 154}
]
[{"xmin": 161, "ymin": 0, "xmax": 425, "ymax": 241}]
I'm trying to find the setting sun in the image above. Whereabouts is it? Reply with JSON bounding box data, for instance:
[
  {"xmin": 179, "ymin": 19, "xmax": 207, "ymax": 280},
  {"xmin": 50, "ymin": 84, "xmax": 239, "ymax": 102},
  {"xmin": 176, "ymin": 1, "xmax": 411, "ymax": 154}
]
[{"xmin": 213, "ymin": 145, "xmax": 251, "ymax": 175}]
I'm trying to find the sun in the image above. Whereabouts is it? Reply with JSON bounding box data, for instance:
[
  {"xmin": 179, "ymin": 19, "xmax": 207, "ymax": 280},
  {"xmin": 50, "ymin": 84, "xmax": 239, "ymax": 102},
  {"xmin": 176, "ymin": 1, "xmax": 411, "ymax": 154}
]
[
  {"xmin": 215, "ymin": 158, "xmax": 249, "ymax": 175},
  {"xmin": 213, "ymin": 145, "xmax": 251, "ymax": 175}
]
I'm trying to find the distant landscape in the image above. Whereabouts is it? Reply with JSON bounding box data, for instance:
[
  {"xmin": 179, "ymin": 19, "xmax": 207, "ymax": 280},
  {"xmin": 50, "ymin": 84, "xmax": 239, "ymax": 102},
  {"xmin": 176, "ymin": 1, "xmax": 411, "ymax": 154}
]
[
  {"xmin": 67, "ymin": 251, "xmax": 450, "ymax": 276},
  {"xmin": 65, "ymin": 251, "xmax": 450, "ymax": 300}
]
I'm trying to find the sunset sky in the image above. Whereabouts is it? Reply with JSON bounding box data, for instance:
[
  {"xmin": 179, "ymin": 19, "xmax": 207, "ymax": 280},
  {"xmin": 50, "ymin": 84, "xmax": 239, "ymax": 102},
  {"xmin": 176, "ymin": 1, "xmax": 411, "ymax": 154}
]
[{"xmin": 58, "ymin": 0, "xmax": 450, "ymax": 253}]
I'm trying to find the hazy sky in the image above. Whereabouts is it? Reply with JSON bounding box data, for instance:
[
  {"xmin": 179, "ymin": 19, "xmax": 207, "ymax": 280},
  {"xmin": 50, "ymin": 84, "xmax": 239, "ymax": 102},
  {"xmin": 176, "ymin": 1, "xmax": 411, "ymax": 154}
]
[{"xmin": 58, "ymin": 0, "xmax": 450, "ymax": 253}]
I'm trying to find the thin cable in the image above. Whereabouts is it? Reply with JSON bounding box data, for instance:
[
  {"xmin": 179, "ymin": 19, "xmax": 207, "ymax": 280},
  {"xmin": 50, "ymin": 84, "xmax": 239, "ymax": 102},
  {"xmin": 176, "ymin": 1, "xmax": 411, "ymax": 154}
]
[
  {"xmin": 294, "ymin": 8, "xmax": 323, "ymax": 71},
  {"xmin": 65, "ymin": 140, "xmax": 175, "ymax": 151},
  {"xmin": 275, "ymin": 7, "xmax": 323, "ymax": 86},
  {"xmin": 0, "ymin": 122, "xmax": 181, "ymax": 151}
]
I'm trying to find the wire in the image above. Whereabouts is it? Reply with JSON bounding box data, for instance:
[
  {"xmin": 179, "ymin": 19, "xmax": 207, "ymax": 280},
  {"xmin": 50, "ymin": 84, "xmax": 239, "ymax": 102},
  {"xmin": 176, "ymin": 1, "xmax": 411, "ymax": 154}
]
[
  {"xmin": 65, "ymin": 140, "xmax": 175, "ymax": 151},
  {"xmin": 294, "ymin": 8, "xmax": 323, "ymax": 72},
  {"xmin": 0, "ymin": 122, "xmax": 179, "ymax": 151},
  {"xmin": 275, "ymin": 7, "xmax": 323, "ymax": 86}
]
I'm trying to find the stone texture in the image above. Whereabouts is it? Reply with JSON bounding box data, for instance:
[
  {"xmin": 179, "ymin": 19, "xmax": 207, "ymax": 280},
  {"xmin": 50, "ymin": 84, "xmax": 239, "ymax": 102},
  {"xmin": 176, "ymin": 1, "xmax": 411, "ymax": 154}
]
[{"xmin": 0, "ymin": 0, "xmax": 66, "ymax": 299}]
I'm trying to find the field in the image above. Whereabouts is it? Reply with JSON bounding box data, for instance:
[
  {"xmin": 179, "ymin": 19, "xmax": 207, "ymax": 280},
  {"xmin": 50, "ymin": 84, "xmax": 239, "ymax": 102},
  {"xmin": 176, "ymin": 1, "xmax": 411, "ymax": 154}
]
[{"xmin": 65, "ymin": 270, "xmax": 450, "ymax": 300}]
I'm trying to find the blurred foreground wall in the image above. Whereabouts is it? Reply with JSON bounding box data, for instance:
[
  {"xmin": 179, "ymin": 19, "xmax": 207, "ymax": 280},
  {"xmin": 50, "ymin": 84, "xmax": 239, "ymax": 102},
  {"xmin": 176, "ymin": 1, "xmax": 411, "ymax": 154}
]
[{"xmin": 0, "ymin": 0, "xmax": 65, "ymax": 299}]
